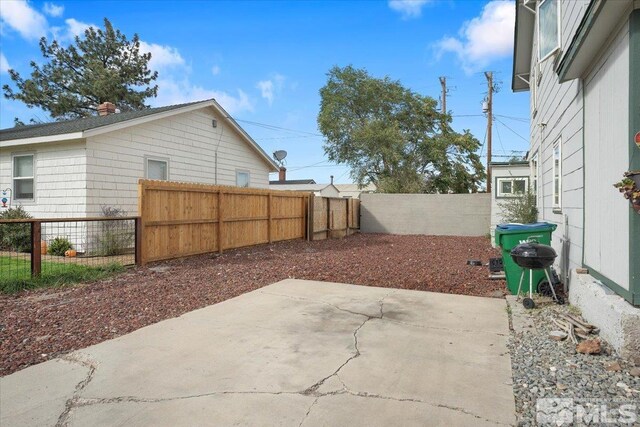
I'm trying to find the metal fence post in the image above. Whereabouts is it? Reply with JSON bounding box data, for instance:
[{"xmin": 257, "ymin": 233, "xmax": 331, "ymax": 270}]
[
  {"xmin": 135, "ymin": 217, "xmax": 143, "ymax": 266},
  {"xmin": 31, "ymin": 220, "xmax": 41, "ymax": 277}
]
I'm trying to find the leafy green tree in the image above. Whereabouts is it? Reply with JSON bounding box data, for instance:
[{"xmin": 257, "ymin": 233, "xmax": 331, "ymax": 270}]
[
  {"xmin": 318, "ymin": 66, "xmax": 485, "ymax": 193},
  {"xmin": 3, "ymin": 18, "xmax": 158, "ymax": 120}
]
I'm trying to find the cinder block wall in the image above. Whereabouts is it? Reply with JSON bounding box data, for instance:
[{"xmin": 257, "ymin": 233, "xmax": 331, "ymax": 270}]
[{"xmin": 360, "ymin": 193, "xmax": 491, "ymax": 236}]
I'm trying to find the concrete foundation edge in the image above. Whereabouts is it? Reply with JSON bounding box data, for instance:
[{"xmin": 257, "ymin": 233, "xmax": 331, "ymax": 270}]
[{"xmin": 569, "ymin": 270, "xmax": 640, "ymax": 365}]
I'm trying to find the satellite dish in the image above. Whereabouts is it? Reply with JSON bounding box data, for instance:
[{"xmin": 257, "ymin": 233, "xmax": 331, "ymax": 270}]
[{"xmin": 273, "ymin": 150, "xmax": 287, "ymax": 165}]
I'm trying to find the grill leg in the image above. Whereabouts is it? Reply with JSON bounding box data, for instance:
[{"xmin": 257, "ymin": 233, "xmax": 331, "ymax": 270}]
[
  {"xmin": 529, "ymin": 269, "xmax": 533, "ymax": 299},
  {"xmin": 516, "ymin": 269, "xmax": 525, "ymax": 299},
  {"xmin": 543, "ymin": 268, "xmax": 559, "ymax": 302}
]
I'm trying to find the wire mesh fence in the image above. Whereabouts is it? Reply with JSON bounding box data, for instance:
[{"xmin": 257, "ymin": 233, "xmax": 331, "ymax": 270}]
[{"xmin": 0, "ymin": 216, "xmax": 140, "ymax": 292}]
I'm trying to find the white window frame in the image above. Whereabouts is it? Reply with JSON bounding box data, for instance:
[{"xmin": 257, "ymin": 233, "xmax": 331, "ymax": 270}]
[
  {"xmin": 236, "ymin": 170, "xmax": 250, "ymax": 188},
  {"xmin": 145, "ymin": 156, "xmax": 169, "ymax": 181},
  {"xmin": 552, "ymin": 139, "xmax": 562, "ymax": 212},
  {"xmin": 12, "ymin": 153, "xmax": 35, "ymax": 202},
  {"xmin": 537, "ymin": 0, "xmax": 561, "ymax": 62},
  {"xmin": 530, "ymin": 151, "xmax": 539, "ymax": 201},
  {"xmin": 496, "ymin": 177, "xmax": 529, "ymax": 199}
]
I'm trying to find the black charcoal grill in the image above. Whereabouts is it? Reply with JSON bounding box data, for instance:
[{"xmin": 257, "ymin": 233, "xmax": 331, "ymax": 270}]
[
  {"xmin": 510, "ymin": 242, "xmax": 563, "ymax": 309},
  {"xmin": 510, "ymin": 243, "xmax": 556, "ymax": 269}
]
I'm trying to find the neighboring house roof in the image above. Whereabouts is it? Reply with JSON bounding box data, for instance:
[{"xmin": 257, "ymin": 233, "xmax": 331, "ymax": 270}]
[
  {"xmin": 489, "ymin": 161, "xmax": 529, "ymax": 167},
  {"xmin": 269, "ymin": 183, "xmax": 339, "ymax": 193},
  {"xmin": 334, "ymin": 183, "xmax": 377, "ymax": 193},
  {"xmin": 269, "ymin": 179, "xmax": 317, "ymax": 185},
  {"xmin": 0, "ymin": 99, "xmax": 279, "ymax": 172}
]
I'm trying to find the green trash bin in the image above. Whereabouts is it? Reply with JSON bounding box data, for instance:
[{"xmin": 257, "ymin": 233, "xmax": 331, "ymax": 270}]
[{"xmin": 495, "ymin": 222, "xmax": 557, "ymax": 295}]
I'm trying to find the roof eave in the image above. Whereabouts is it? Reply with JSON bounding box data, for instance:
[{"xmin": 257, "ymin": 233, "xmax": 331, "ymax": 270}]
[
  {"xmin": 557, "ymin": 0, "xmax": 630, "ymax": 82},
  {"xmin": 512, "ymin": 0, "xmax": 535, "ymax": 92},
  {"xmin": 0, "ymin": 132, "xmax": 85, "ymax": 148}
]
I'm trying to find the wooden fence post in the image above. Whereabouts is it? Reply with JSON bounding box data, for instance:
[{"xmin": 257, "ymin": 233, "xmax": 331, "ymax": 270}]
[
  {"xmin": 307, "ymin": 193, "xmax": 315, "ymax": 241},
  {"xmin": 326, "ymin": 198, "xmax": 331, "ymax": 240},
  {"xmin": 268, "ymin": 193, "xmax": 273, "ymax": 244},
  {"xmin": 218, "ymin": 191, "xmax": 224, "ymax": 254},
  {"xmin": 31, "ymin": 221, "xmax": 41, "ymax": 277}
]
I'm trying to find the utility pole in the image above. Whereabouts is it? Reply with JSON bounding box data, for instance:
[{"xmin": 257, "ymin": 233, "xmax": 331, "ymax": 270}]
[
  {"xmin": 485, "ymin": 71, "xmax": 493, "ymax": 193},
  {"xmin": 439, "ymin": 76, "xmax": 447, "ymax": 114}
]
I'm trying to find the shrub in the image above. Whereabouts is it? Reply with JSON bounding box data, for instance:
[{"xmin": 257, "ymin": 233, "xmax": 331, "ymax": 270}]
[
  {"xmin": 96, "ymin": 206, "xmax": 134, "ymax": 256},
  {"xmin": 0, "ymin": 206, "xmax": 32, "ymax": 252},
  {"xmin": 48, "ymin": 237, "xmax": 73, "ymax": 256},
  {"xmin": 500, "ymin": 189, "xmax": 538, "ymax": 224}
]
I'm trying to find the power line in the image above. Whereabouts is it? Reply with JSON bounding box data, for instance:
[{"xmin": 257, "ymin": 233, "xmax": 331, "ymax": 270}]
[
  {"xmin": 495, "ymin": 114, "xmax": 529, "ymax": 123},
  {"xmin": 234, "ymin": 118, "xmax": 322, "ymax": 137},
  {"xmin": 495, "ymin": 117, "xmax": 529, "ymax": 143}
]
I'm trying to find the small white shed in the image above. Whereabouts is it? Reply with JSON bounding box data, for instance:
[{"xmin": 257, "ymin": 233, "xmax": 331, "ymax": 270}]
[{"xmin": 489, "ymin": 160, "xmax": 530, "ymax": 247}]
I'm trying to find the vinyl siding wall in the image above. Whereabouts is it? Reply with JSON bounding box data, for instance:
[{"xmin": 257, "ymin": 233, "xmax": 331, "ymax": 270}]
[
  {"xmin": 0, "ymin": 140, "xmax": 87, "ymax": 218},
  {"xmin": 85, "ymin": 108, "xmax": 271, "ymax": 216},
  {"xmin": 583, "ymin": 19, "xmax": 630, "ymax": 291},
  {"xmin": 529, "ymin": 0, "xmax": 590, "ymax": 278}
]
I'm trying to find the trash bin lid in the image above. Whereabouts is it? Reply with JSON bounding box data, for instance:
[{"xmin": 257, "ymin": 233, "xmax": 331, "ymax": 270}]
[{"xmin": 496, "ymin": 222, "xmax": 557, "ymax": 233}]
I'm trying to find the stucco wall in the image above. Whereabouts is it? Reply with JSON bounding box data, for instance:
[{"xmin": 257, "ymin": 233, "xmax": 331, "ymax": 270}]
[
  {"xmin": 360, "ymin": 193, "xmax": 491, "ymax": 236},
  {"xmin": 86, "ymin": 108, "xmax": 272, "ymax": 216}
]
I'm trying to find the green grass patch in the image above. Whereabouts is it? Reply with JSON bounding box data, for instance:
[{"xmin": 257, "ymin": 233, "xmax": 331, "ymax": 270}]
[{"xmin": 0, "ymin": 256, "xmax": 125, "ymax": 294}]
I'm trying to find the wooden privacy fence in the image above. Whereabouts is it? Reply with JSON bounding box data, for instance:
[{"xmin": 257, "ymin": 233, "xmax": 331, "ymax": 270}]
[
  {"xmin": 138, "ymin": 180, "xmax": 310, "ymax": 264},
  {"xmin": 309, "ymin": 195, "xmax": 360, "ymax": 241}
]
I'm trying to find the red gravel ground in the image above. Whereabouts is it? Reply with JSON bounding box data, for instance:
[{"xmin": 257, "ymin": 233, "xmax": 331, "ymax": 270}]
[{"xmin": 0, "ymin": 234, "xmax": 504, "ymax": 376}]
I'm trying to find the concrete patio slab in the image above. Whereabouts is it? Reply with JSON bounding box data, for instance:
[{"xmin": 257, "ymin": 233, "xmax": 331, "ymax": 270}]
[{"xmin": 0, "ymin": 279, "xmax": 516, "ymax": 426}]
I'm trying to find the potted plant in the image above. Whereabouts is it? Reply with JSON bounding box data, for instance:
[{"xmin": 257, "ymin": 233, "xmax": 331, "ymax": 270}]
[{"xmin": 613, "ymin": 171, "xmax": 640, "ymax": 213}]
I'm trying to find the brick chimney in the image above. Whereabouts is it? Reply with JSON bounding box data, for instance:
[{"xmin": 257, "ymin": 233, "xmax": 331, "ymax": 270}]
[
  {"xmin": 97, "ymin": 102, "xmax": 117, "ymax": 116},
  {"xmin": 279, "ymin": 167, "xmax": 287, "ymax": 182}
]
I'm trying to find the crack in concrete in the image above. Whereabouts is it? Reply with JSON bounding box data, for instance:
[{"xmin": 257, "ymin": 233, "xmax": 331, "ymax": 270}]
[
  {"xmin": 301, "ymin": 290, "xmax": 395, "ymax": 396},
  {"xmin": 51, "ymin": 288, "xmax": 508, "ymax": 427},
  {"xmin": 382, "ymin": 317, "xmax": 508, "ymax": 337},
  {"xmin": 297, "ymin": 397, "xmax": 319, "ymax": 427},
  {"xmin": 55, "ymin": 353, "xmax": 98, "ymax": 427}
]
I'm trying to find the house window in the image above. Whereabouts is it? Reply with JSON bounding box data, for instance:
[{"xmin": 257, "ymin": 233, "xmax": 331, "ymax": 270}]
[
  {"xmin": 146, "ymin": 158, "xmax": 168, "ymax": 180},
  {"xmin": 496, "ymin": 177, "xmax": 529, "ymax": 198},
  {"xmin": 13, "ymin": 154, "xmax": 34, "ymax": 200},
  {"xmin": 236, "ymin": 171, "xmax": 250, "ymax": 188},
  {"xmin": 553, "ymin": 140, "xmax": 562, "ymax": 211},
  {"xmin": 538, "ymin": 0, "xmax": 560, "ymax": 60}
]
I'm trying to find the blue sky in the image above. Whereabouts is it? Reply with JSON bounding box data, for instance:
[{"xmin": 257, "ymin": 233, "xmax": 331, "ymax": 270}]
[{"xmin": 0, "ymin": 0, "xmax": 530, "ymax": 184}]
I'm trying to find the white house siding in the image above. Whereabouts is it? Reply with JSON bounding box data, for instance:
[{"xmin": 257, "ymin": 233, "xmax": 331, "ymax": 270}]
[
  {"xmin": 583, "ymin": 19, "xmax": 630, "ymax": 291},
  {"xmin": 489, "ymin": 163, "xmax": 529, "ymax": 248},
  {"xmin": 0, "ymin": 140, "xmax": 87, "ymax": 218},
  {"xmin": 85, "ymin": 108, "xmax": 271, "ymax": 216},
  {"xmin": 529, "ymin": 0, "xmax": 589, "ymax": 278}
]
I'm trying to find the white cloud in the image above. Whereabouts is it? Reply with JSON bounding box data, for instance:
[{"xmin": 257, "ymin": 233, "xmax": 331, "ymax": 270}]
[
  {"xmin": 64, "ymin": 18, "xmax": 93, "ymax": 37},
  {"xmin": 435, "ymin": 0, "xmax": 515, "ymax": 74},
  {"xmin": 211, "ymin": 65, "xmax": 221, "ymax": 76},
  {"xmin": 0, "ymin": 0, "xmax": 48, "ymax": 40},
  {"xmin": 388, "ymin": 0, "xmax": 431, "ymax": 19},
  {"xmin": 256, "ymin": 74, "xmax": 285, "ymax": 106},
  {"xmin": 256, "ymin": 80, "xmax": 274, "ymax": 105},
  {"xmin": 43, "ymin": 2, "xmax": 64, "ymax": 17},
  {"xmin": 139, "ymin": 41, "xmax": 185, "ymax": 70},
  {"xmin": 0, "ymin": 52, "xmax": 10, "ymax": 73},
  {"xmin": 152, "ymin": 78, "xmax": 254, "ymax": 114}
]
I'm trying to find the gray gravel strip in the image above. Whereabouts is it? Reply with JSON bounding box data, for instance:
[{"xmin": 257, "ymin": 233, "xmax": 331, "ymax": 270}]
[{"xmin": 506, "ymin": 296, "xmax": 640, "ymax": 425}]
